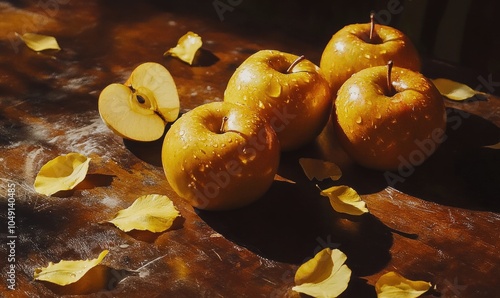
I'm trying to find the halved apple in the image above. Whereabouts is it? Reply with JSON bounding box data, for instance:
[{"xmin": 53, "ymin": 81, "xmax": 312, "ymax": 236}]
[{"xmin": 98, "ymin": 62, "xmax": 180, "ymax": 141}]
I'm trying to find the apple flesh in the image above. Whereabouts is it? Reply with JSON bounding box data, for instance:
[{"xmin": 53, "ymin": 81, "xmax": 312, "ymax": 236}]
[
  {"xmin": 98, "ymin": 62, "xmax": 180, "ymax": 141},
  {"xmin": 320, "ymin": 22, "xmax": 421, "ymax": 95},
  {"xmin": 162, "ymin": 101, "xmax": 280, "ymax": 211},
  {"xmin": 224, "ymin": 50, "xmax": 332, "ymax": 151},
  {"xmin": 334, "ymin": 65, "xmax": 446, "ymax": 171}
]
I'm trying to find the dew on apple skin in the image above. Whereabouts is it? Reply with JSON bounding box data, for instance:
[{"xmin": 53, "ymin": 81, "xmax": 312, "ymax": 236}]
[
  {"xmin": 355, "ymin": 116, "xmax": 362, "ymax": 124},
  {"xmin": 266, "ymin": 79, "xmax": 282, "ymax": 98},
  {"xmin": 375, "ymin": 112, "xmax": 382, "ymax": 119}
]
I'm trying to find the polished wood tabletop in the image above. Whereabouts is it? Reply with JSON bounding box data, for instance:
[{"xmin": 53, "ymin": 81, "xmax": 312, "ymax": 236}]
[{"xmin": 1, "ymin": 1, "xmax": 499, "ymax": 297}]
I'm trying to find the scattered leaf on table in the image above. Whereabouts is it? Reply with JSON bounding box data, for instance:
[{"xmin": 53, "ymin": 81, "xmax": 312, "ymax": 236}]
[
  {"xmin": 292, "ymin": 248, "xmax": 351, "ymax": 298},
  {"xmin": 299, "ymin": 158, "xmax": 342, "ymax": 181},
  {"xmin": 320, "ymin": 185, "xmax": 368, "ymax": 215},
  {"xmin": 34, "ymin": 250, "xmax": 109, "ymax": 286},
  {"xmin": 17, "ymin": 32, "xmax": 61, "ymax": 51},
  {"xmin": 108, "ymin": 194, "xmax": 180, "ymax": 233},
  {"xmin": 431, "ymin": 78, "xmax": 485, "ymax": 101},
  {"xmin": 375, "ymin": 271, "xmax": 432, "ymax": 298},
  {"xmin": 164, "ymin": 31, "xmax": 202, "ymax": 65},
  {"xmin": 484, "ymin": 142, "xmax": 500, "ymax": 149},
  {"xmin": 274, "ymin": 173, "xmax": 296, "ymax": 184},
  {"xmin": 34, "ymin": 152, "xmax": 91, "ymax": 196}
]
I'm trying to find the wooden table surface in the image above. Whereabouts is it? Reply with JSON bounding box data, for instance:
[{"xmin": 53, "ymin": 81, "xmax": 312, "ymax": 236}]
[{"xmin": 1, "ymin": 1, "xmax": 499, "ymax": 297}]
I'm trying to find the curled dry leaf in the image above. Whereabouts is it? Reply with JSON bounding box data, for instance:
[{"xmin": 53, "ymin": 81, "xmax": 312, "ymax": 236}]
[
  {"xmin": 292, "ymin": 248, "xmax": 351, "ymax": 298},
  {"xmin": 34, "ymin": 152, "xmax": 91, "ymax": 196},
  {"xmin": 108, "ymin": 194, "xmax": 180, "ymax": 233},
  {"xmin": 34, "ymin": 250, "xmax": 109, "ymax": 286},
  {"xmin": 299, "ymin": 158, "xmax": 342, "ymax": 181},
  {"xmin": 375, "ymin": 271, "xmax": 432, "ymax": 298},
  {"xmin": 17, "ymin": 32, "xmax": 61, "ymax": 51},
  {"xmin": 164, "ymin": 31, "xmax": 202, "ymax": 65},
  {"xmin": 319, "ymin": 185, "xmax": 368, "ymax": 216},
  {"xmin": 431, "ymin": 78, "xmax": 485, "ymax": 101}
]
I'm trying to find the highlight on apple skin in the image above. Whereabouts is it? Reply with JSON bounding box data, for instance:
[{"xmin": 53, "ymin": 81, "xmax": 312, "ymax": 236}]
[
  {"xmin": 333, "ymin": 65, "xmax": 446, "ymax": 171},
  {"xmin": 320, "ymin": 21, "xmax": 421, "ymax": 96},
  {"xmin": 162, "ymin": 101, "xmax": 280, "ymax": 211},
  {"xmin": 224, "ymin": 50, "xmax": 332, "ymax": 152}
]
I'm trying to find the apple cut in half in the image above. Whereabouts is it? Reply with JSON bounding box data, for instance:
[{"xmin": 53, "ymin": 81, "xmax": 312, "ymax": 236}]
[{"xmin": 98, "ymin": 62, "xmax": 180, "ymax": 141}]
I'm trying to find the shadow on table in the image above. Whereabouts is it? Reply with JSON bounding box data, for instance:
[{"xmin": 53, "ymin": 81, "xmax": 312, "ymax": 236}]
[
  {"xmin": 198, "ymin": 154, "xmax": 394, "ymax": 279},
  {"xmin": 389, "ymin": 107, "xmax": 500, "ymax": 212},
  {"xmin": 123, "ymin": 134, "xmax": 166, "ymax": 168}
]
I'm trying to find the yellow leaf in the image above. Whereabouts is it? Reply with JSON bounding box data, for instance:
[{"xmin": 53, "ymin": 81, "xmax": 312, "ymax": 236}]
[
  {"xmin": 320, "ymin": 185, "xmax": 368, "ymax": 216},
  {"xmin": 164, "ymin": 31, "xmax": 202, "ymax": 65},
  {"xmin": 108, "ymin": 194, "xmax": 180, "ymax": 233},
  {"xmin": 292, "ymin": 248, "xmax": 351, "ymax": 298},
  {"xmin": 34, "ymin": 152, "xmax": 91, "ymax": 196},
  {"xmin": 431, "ymin": 78, "xmax": 484, "ymax": 101},
  {"xmin": 299, "ymin": 158, "xmax": 342, "ymax": 181},
  {"xmin": 376, "ymin": 271, "xmax": 432, "ymax": 298},
  {"xmin": 17, "ymin": 32, "xmax": 61, "ymax": 51},
  {"xmin": 34, "ymin": 250, "xmax": 108, "ymax": 286},
  {"xmin": 484, "ymin": 142, "xmax": 500, "ymax": 149}
]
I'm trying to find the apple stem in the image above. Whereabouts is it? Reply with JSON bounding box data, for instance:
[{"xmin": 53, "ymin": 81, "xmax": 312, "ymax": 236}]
[
  {"xmin": 387, "ymin": 60, "xmax": 395, "ymax": 95},
  {"xmin": 286, "ymin": 55, "xmax": 305, "ymax": 73},
  {"xmin": 369, "ymin": 11, "xmax": 375, "ymax": 41},
  {"xmin": 220, "ymin": 116, "xmax": 228, "ymax": 133}
]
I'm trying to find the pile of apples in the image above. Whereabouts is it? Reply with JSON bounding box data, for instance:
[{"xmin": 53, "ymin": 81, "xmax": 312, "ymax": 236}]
[{"xmin": 98, "ymin": 15, "xmax": 446, "ymax": 211}]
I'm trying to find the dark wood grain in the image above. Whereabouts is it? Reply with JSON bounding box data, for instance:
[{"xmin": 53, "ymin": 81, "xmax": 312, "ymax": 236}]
[{"xmin": 1, "ymin": 1, "xmax": 499, "ymax": 297}]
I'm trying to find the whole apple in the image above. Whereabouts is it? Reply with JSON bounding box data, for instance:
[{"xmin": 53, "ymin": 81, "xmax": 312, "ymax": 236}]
[
  {"xmin": 162, "ymin": 101, "xmax": 280, "ymax": 211},
  {"xmin": 224, "ymin": 50, "xmax": 332, "ymax": 151},
  {"xmin": 334, "ymin": 64, "xmax": 446, "ymax": 171},
  {"xmin": 320, "ymin": 19, "xmax": 421, "ymax": 95}
]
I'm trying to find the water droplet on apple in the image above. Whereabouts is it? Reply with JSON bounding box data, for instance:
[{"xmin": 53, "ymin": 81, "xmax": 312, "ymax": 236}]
[
  {"xmin": 375, "ymin": 113, "xmax": 382, "ymax": 119},
  {"xmin": 356, "ymin": 116, "xmax": 362, "ymax": 124},
  {"xmin": 213, "ymin": 143, "xmax": 218, "ymax": 148},
  {"xmin": 179, "ymin": 130, "xmax": 185, "ymax": 136},
  {"xmin": 266, "ymin": 79, "xmax": 282, "ymax": 98},
  {"xmin": 221, "ymin": 143, "xmax": 226, "ymax": 148}
]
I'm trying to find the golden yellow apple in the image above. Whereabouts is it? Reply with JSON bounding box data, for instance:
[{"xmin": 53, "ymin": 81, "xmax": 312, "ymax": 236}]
[
  {"xmin": 162, "ymin": 101, "xmax": 280, "ymax": 210},
  {"xmin": 224, "ymin": 50, "xmax": 332, "ymax": 151}
]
